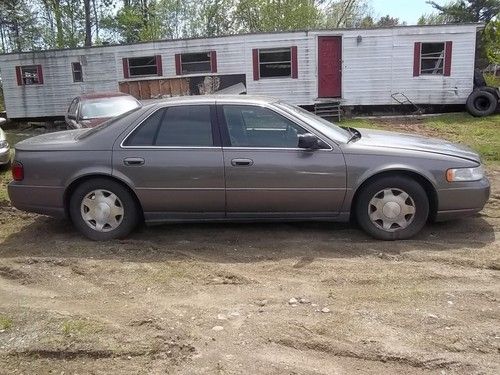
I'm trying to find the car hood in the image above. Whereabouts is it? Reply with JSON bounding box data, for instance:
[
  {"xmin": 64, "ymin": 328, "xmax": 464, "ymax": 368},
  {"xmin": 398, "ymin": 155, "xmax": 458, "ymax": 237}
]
[
  {"xmin": 15, "ymin": 129, "xmax": 88, "ymax": 151},
  {"xmin": 80, "ymin": 117, "xmax": 111, "ymax": 128},
  {"xmin": 353, "ymin": 129, "xmax": 480, "ymax": 163}
]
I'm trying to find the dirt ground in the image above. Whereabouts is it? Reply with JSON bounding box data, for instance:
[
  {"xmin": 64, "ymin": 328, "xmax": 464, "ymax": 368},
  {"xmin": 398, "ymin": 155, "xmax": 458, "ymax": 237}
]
[{"xmin": 0, "ymin": 166, "xmax": 499, "ymax": 374}]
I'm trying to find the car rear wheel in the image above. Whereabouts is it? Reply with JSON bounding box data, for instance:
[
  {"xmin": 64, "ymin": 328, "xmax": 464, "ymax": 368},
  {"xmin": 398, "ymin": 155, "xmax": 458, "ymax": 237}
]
[
  {"xmin": 355, "ymin": 176, "xmax": 429, "ymax": 240},
  {"xmin": 69, "ymin": 178, "xmax": 139, "ymax": 240}
]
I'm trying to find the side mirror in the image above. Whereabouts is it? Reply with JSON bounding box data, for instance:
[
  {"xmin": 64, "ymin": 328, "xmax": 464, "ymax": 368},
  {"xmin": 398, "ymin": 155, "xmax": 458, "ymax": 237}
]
[
  {"xmin": 298, "ymin": 133, "xmax": 322, "ymax": 149},
  {"xmin": 67, "ymin": 113, "xmax": 77, "ymax": 120},
  {"xmin": 0, "ymin": 118, "xmax": 6, "ymax": 126}
]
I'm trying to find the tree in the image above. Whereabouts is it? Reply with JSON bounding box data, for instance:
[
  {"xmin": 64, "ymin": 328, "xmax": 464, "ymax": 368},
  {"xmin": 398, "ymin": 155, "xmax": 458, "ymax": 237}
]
[
  {"xmin": 484, "ymin": 19, "xmax": 500, "ymax": 63},
  {"xmin": 376, "ymin": 15, "xmax": 399, "ymax": 27},
  {"xmin": 236, "ymin": 0, "xmax": 321, "ymax": 33},
  {"xmin": 417, "ymin": 13, "xmax": 451, "ymax": 25},
  {"xmin": 427, "ymin": 0, "xmax": 500, "ymax": 23}
]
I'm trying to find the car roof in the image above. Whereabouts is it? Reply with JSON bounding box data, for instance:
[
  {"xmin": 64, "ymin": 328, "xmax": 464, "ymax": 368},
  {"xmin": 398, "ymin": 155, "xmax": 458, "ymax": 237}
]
[
  {"xmin": 144, "ymin": 95, "xmax": 280, "ymax": 108},
  {"xmin": 78, "ymin": 92, "xmax": 134, "ymax": 100}
]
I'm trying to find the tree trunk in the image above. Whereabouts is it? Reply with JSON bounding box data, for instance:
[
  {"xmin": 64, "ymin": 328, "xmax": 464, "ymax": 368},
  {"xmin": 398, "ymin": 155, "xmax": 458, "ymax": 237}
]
[{"xmin": 84, "ymin": 0, "xmax": 92, "ymax": 46}]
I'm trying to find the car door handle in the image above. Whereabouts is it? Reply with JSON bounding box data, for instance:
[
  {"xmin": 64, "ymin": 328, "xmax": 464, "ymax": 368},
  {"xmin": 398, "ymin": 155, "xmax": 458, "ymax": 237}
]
[
  {"xmin": 231, "ymin": 158, "xmax": 254, "ymax": 167},
  {"xmin": 123, "ymin": 157, "xmax": 145, "ymax": 166}
]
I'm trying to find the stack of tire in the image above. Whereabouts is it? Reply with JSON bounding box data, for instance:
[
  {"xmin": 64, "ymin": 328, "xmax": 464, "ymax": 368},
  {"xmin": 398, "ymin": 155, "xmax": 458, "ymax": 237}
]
[{"xmin": 466, "ymin": 70, "xmax": 500, "ymax": 117}]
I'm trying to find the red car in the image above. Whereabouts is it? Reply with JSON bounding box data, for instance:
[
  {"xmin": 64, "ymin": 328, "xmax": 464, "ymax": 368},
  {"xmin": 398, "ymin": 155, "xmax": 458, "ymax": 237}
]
[{"xmin": 65, "ymin": 92, "xmax": 141, "ymax": 129}]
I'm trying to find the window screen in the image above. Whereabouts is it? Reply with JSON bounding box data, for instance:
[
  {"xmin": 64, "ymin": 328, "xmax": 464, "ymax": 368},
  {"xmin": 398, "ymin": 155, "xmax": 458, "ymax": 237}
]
[
  {"xmin": 72, "ymin": 62, "xmax": 83, "ymax": 82},
  {"xmin": 223, "ymin": 105, "xmax": 306, "ymax": 148},
  {"xmin": 20, "ymin": 66, "xmax": 42, "ymax": 85},
  {"xmin": 127, "ymin": 56, "xmax": 158, "ymax": 77},
  {"xmin": 420, "ymin": 43, "xmax": 445, "ymax": 75},
  {"xmin": 259, "ymin": 48, "xmax": 292, "ymax": 78},
  {"xmin": 181, "ymin": 52, "xmax": 212, "ymax": 74}
]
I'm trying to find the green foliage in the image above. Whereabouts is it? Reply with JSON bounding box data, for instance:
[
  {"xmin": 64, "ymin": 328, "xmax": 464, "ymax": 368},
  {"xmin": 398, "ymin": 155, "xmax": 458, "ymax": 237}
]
[
  {"xmin": 427, "ymin": 0, "xmax": 500, "ymax": 23},
  {"xmin": 484, "ymin": 19, "xmax": 500, "ymax": 63}
]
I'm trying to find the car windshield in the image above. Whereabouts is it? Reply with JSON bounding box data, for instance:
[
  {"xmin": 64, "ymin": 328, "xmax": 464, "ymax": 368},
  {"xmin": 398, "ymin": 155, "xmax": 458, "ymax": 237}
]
[
  {"xmin": 80, "ymin": 97, "xmax": 141, "ymax": 119},
  {"xmin": 275, "ymin": 102, "xmax": 351, "ymax": 142}
]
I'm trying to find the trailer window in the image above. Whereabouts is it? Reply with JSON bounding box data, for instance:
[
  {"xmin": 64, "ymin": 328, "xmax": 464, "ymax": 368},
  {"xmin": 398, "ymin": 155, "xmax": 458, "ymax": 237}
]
[
  {"xmin": 180, "ymin": 52, "xmax": 212, "ymax": 74},
  {"xmin": 259, "ymin": 48, "xmax": 291, "ymax": 78},
  {"xmin": 16, "ymin": 65, "xmax": 43, "ymax": 85},
  {"xmin": 127, "ymin": 56, "xmax": 159, "ymax": 77},
  {"xmin": 420, "ymin": 43, "xmax": 445, "ymax": 75},
  {"xmin": 72, "ymin": 62, "xmax": 83, "ymax": 82}
]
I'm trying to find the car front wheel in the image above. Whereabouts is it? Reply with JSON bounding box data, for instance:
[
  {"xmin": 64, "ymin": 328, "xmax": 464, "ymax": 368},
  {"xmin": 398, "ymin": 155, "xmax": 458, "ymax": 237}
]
[
  {"xmin": 69, "ymin": 178, "xmax": 139, "ymax": 241},
  {"xmin": 355, "ymin": 176, "xmax": 429, "ymax": 240}
]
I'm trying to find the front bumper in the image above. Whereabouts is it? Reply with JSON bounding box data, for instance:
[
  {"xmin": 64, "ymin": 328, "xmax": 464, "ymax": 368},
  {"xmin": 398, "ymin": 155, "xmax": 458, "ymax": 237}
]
[
  {"xmin": 435, "ymin": 177, "xmax": 490, "ymax": 221},
  {"xmin": 0, "ymin": 147, "xmax": 10, "ymax": 165}
]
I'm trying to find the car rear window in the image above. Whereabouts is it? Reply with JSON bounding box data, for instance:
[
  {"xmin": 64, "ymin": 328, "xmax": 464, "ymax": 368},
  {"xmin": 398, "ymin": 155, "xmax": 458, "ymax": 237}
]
[{"xmin": 80, "ymin": 97, "xmax": 141, "ymax": 119}]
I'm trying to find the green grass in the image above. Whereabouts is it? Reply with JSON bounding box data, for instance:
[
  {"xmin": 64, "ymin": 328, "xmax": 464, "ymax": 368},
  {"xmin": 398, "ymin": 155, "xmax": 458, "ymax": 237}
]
[
  {"xmin": 484, "ymin": 73, "xmax": 500, "ymax": 87},
  {"xmin": 0, "ymin": 315, "xmax": 13, "ymax": 330},
  {"xmin": 341, "ymin": 113, "xmax": 500, "ymax": 164},
  {"xmin": 61, "ymin": 319, "xmax": 102, "ymax": 337}
]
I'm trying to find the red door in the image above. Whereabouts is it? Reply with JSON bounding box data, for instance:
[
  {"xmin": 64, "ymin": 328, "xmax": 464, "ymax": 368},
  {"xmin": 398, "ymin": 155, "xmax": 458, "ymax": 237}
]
[{"xmin": 318, "ymin": 36, "xmax": 342, "ymax": 98}]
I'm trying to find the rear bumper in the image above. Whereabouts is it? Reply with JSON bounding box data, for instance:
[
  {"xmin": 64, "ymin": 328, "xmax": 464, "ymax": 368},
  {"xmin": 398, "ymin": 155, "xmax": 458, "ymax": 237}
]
[
  {"xmin": 435, "ymin": 177, "xmax": 490, "ymax": 221},
  {"xmin": 8, "ymin": 183, "xmax": 66, "ymax": 218}
]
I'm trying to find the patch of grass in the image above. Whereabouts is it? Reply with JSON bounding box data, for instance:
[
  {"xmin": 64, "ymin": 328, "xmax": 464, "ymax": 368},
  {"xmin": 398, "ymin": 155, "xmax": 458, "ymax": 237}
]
[
  {"xmin": 484, "ymin": 73, "xmax": 500, "ymax": 87},
  {"xmin": 0, "ymin": 315, "xmax": 13, "ymax": 330},
  {"xmin": 341, "ymin": 113, "xmax": 500, "ymax": 163},
  {"xmin": 61, "ymin": 319, "xmax": 102, "ymax": 337}
]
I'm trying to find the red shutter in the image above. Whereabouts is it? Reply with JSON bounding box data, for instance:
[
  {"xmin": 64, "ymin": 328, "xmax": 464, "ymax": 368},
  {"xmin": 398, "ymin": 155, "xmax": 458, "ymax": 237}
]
[
  {"xmin": 291, "ymin": 46, "xmax": 298, "ymax": 79},
  {"xmin": 444, "ymin": 41, "xmax": 453, "ymax": 76},
  {"xmin": 156, "ymin": 55, "xmax": 163, "ymax": 76},
  {"xmin": 175, "ymin": 54, "xmax": 181, "ymax": 75},
  {"xmin": 413, "ymin": 42, "xmax": 421, "ymax": 77},
  {"xmin": 15, "ymin": 66, "xmax": 23, "ymax": 86},
  {"xmin": 252, "ymin": 49, "xmax": 259, "ymax": 81},
  {"xmin": 210, "ymin": 51, "xmax": 217, "ymax": 73},
  {"xmin": 36, "ymin": 65, "xmax": 44, "ymax": 84},
  {"xmin": 122, "ymin": 58, "xmax": 129, "ymax": 79}
]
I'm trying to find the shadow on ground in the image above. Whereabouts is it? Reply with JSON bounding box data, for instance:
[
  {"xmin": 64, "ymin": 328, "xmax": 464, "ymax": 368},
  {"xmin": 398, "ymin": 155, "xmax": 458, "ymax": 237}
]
[{"xmin": 0, "ymin": 211, "xmax": 495, "ymax": 263}]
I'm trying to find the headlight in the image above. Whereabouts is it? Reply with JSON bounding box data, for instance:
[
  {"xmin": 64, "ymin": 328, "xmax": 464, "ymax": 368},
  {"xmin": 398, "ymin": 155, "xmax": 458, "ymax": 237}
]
[
  {"xmin": 0, "ymin": 140, "xmax": 8, "ymax": 149},
  {"xmin": 446, "ymin": 166, "xmax": 484, "ymax": 182}
]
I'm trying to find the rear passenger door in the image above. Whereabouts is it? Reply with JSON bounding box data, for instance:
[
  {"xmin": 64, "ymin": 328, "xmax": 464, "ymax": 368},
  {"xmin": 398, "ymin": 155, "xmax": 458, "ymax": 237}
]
[{"xmin": 113, "ymin": 104, "xmax": 225, "ymax": 221}]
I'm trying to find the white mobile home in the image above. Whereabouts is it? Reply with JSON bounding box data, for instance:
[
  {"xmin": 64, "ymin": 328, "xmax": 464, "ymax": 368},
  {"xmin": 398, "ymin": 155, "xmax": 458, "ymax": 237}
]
[{"xmin": 0, "ymin": 24, "xmax": 480, "ymax": 119}]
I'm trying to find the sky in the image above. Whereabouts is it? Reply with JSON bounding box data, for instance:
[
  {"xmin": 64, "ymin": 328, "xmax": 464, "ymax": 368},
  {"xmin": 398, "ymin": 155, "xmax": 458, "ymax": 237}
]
[{"xmin": 370, "ymin": 0, "xmax": 448, "ymax": 25}]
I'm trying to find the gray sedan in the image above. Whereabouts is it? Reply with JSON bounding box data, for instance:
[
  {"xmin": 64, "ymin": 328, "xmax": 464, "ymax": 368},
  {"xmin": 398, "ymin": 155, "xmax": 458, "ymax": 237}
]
[{"xmin": 8, "ymin": 96, "xmax": 490, "ymax": 241}]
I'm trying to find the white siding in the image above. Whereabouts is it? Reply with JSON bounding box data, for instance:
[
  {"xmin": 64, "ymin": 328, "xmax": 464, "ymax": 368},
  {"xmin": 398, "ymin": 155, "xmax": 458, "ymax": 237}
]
[{"xmin": 0, "ymin": 24, "xmax": 479, "ymax": 119}]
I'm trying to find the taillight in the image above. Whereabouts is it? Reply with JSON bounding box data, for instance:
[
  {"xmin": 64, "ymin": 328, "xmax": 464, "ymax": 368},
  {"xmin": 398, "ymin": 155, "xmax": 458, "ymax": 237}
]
[{"xmin": 11, "ymin": 161, "xmax": 24, "ymax": 181}]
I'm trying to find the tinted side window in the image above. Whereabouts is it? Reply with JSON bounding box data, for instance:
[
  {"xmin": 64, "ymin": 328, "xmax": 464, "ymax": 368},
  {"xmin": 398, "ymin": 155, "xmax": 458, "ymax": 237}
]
[
  {"xmin": 223, "ymin": 105, "xmax": 306, "ymax": 148},
  {"xmin": 124, "ymin": 109, "xmax": 164, "ymax": 146},
  {"xmin": 155, "ymin": 105, "xmax": 213, "ymax": 146},
  {"xmin": 68, "ymin": 99, "xmax": 79, "ymax": 115}
]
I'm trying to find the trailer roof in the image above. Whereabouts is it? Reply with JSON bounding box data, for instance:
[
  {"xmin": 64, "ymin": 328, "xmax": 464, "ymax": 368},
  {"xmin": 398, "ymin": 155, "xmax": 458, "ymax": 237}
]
[{"xmin": 0, "ymin": 23, "xmax": 484, "ymax": 57}]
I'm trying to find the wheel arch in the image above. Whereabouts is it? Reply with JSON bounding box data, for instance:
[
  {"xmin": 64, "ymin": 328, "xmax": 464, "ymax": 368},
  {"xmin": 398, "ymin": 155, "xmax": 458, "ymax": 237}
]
[
  {"xmin": 350, "ymin": 169, "xmax": 438, "ymax": 222},
  {"xmin": 63, "ymin": 173, "xmax": 144, "ymax": 221}
]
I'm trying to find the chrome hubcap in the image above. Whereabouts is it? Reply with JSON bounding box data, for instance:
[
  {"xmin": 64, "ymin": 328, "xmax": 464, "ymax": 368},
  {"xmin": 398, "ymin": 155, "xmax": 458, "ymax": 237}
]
[
  {"xmin": 80, "ymin": 189, "xmax": 124, "ymax": 232},
  {"xmin": 368, "ymin": 188, "xmax": 416, "ymax": 232}
]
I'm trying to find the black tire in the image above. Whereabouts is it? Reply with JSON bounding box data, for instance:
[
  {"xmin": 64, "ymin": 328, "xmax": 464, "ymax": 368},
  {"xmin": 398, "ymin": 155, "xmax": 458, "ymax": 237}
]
[
  {"xmin": 466, "ymin": 90, "xmax": 498, "ymax": 117},
  {"xmin": 355, "ymin": 176, "xmax": 429, "ymax": 241},
  {"xmin": 69, "ymin": 178, "xmax": 139, "ymax": 241},
  {"xmin": 476, "ymin": 86, "xmax": 499, "ymax": 99}
]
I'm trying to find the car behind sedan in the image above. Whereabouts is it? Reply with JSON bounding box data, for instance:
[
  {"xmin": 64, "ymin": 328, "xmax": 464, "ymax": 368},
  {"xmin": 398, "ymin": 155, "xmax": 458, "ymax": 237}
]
[
  {"xmin": 0, "ymin": 118, "xmax": 10, "ymax": 168},
  {"xmin": 9, "ymin": 96, "xmax": 490, "ymax": 241},
  {"xmin": 65, "ymin": 92, "xmax": 141, "ymax": 129}
]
